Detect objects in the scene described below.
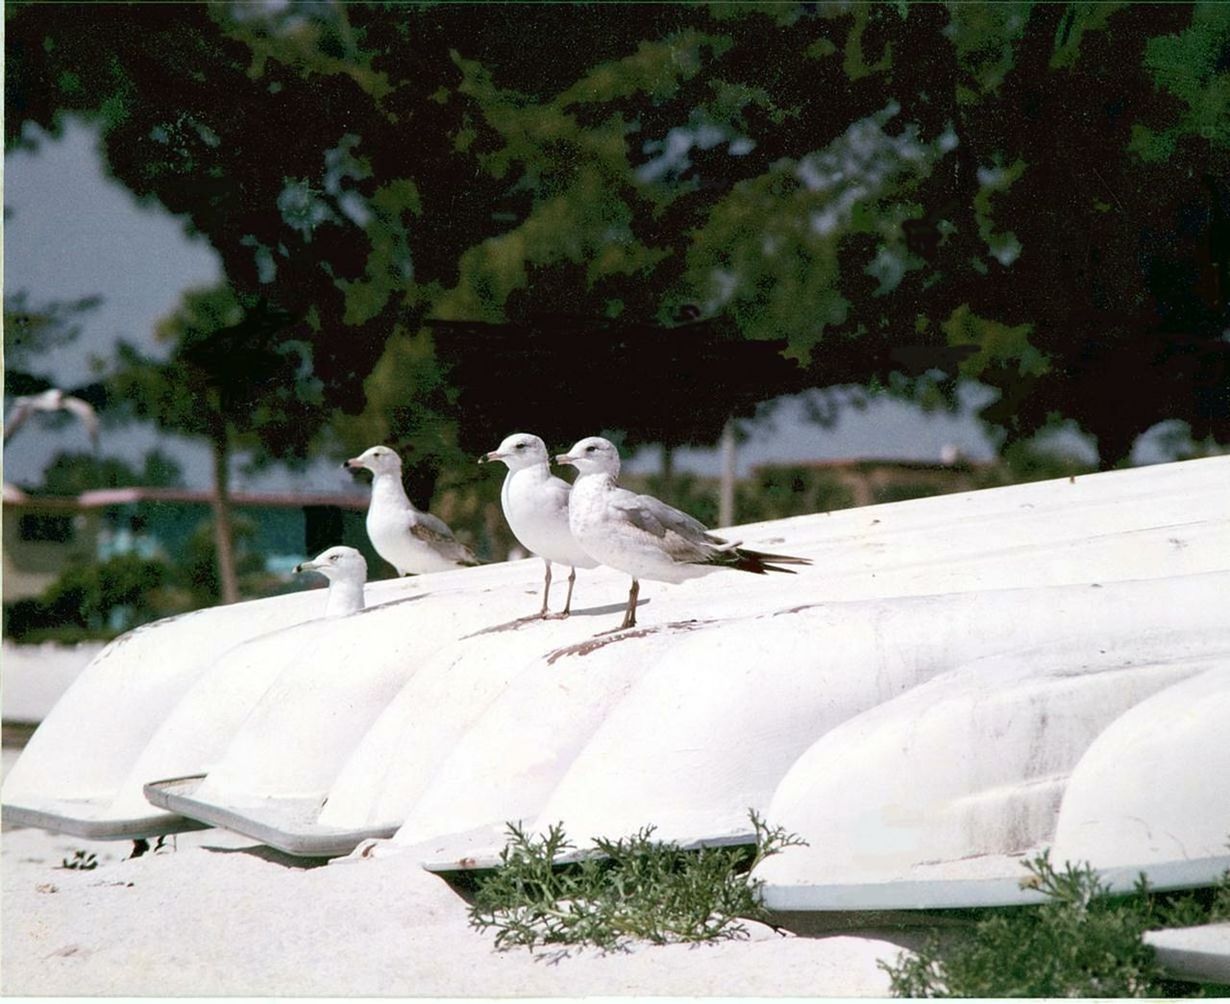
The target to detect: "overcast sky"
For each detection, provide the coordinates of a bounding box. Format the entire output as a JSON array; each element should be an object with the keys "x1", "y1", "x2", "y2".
[{"x1": 4, "y1": 117, "x2": 1094, "y2": 493}]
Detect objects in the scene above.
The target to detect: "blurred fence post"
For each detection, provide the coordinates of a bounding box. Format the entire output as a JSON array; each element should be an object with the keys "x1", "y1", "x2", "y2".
[{"x1": 719, "y1": 419, "x2": 736, "y2": 528}]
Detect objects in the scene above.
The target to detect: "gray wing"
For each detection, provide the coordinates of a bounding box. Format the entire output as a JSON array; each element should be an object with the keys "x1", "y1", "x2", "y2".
[
  {"x1": 609, "y1": 487, "x2": 720, "y2": 562},
  {"x1": 410, "y1": 511, "x2": 480, "y2": 565},
  {"x1": 61, "y1": 396, "x2": 100, "y2": 445},
  {"x1": 3, "y1": 400, "x2": 34, "y2": 441}
]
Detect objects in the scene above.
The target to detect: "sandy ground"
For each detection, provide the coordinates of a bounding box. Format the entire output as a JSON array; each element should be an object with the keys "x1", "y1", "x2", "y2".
[
  {"x1": 0, "y1": 632, "x2": 918, "y2": 998},
  {"x1": 2, "y1": 750, "x2": 916, "y2": 997}
]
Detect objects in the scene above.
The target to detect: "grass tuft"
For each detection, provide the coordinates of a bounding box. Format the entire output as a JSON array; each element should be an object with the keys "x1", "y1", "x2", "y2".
[
  {"x1": 58, "y1": 850, "x2": 99, "y2": 871},
  {"x1": 880, "y1": 848, "x2": 1230, "y2": 998},
  {"x1": 467, "y1": 809, "x2": 805, "y2": 952}
]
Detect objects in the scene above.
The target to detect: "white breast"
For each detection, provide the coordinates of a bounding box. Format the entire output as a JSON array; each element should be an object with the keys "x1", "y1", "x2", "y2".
[{"x1": 503, "y1": 468, "x2": 597, "y2": 569}]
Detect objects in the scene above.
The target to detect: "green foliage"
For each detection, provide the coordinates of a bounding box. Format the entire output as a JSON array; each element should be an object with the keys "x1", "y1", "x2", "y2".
[
  {"x1": 3, "y1": 508, "x2": 274, "y2": 640},
  {"x1": 873, "y1": 482, "x2": 945, "y2": 506},
  {"x1": 1003, "y1": 438, "x2": 1098, "y2": 479},
  {"x1": 880, "y1": 849, "x2": 1230, "y2": 998},
  {"x1": 633, "y1": 470, "x2": 721, "y2": 529},
  {"x1": 36, "y1": 449, "x2": 185, "y2": 495},
  {"x1": 1140, "y1": 5, "x2": 1230, "y2": 157},
  {"x1": 3, "y1": 554, "x2": 169, "y2": 642},
  {"x1": 111, "y1": 285, "x2": 320, "y2": 468},
  {"x1": 58, "y1": 850, "x2": 98, "y2": 871},
  {"x1": 175, "y1": 515, "x2": 270, "y2": 607},
  {"x1": 468, "y1": 810, "x2": 805, "y2": 952},
  {"x1": 3, "y1": 291, "x2": 100, "y2": 374},
  {"x1": 737, "y1": 465, "x2": 856, "y2": 521},
  {"x1": 6, "y1": 2, "x2": 1229, "y2": 474}
]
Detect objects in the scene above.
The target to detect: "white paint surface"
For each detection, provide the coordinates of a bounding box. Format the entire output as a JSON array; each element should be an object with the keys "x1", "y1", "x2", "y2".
[{"x1": 1052, "y1": 666, "x2": 1230, "y2": 869}]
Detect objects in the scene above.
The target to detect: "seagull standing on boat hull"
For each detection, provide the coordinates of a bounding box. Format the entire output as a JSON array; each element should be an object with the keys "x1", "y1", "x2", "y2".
[
  {"x1": 480, "y1": 432, "x2": 599, "y2": 618},
  {"x1": 555, "y1": 436, "x2": 811, "y2": 632},
  {"x1": 344, "y1": 446, "x2": 479, "y2": 576}
]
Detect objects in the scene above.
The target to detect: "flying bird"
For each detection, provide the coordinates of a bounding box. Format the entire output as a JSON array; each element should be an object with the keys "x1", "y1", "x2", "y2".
[
  {"x1": 344, "y1": 445, "x2": 479, "y2": 576},
  {"x1": 294, "y1": 545, "x2": 368, "y2": 617},
  {"x1": 4, "y1": 388, "x2": 100, "y2": 447},
  {"x1": 555, "y1": 436, "x2": 811, "y2": 632},
  {"x1": 480, "y1": 432, "x2": 599, "y2": 618}
]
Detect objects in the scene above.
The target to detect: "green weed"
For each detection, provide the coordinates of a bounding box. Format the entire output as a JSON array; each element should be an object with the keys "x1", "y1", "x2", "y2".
[
  {"x1": 880, "y1": 849, "x2": 1230, "y2": 998},
  {"x1": 468, "y1": 810, "x2": 805, "y2": 952},
  {"x1": 58, "y1": 849, "x2": 99, "y2": 871}
]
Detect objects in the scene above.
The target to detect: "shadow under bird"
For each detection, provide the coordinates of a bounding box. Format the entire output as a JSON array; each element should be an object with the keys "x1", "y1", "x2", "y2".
[
  {"x1": 480, "y1": 432, "x2": 599, "y2": 618},
  {"x1": 555, "y1": 436, "x2": 811, "y2": 632},
  {"x1": 344, "y1": 446, "x2": 479, "y2": 576},
  {"x1": 293, "y1": 545, "x2": 368, "y2": 617},
  {"x1": 4, "y1": 387, "x2": 100, "y2": 447}
]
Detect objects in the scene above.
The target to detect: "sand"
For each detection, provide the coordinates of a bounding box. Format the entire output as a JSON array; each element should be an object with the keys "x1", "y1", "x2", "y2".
[
  {"x1": 1, "y1": 630, "x2": 914, "y2": 1000},
  {"x1": 1, "y1": 829, "x2": 909, "y2": 997},
  {"x1": 2, "y1": 739, "x2": 911, "y2": 997}
]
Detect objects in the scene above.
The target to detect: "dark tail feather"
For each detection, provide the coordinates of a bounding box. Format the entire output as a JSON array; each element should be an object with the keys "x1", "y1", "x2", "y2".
[{"x1": 717, "y1": 547, "x2": 812, "y2": 575}]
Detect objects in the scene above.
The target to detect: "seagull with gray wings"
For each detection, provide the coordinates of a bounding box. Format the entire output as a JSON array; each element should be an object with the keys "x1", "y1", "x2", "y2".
[
  {"x1": 344, "y1": 446, "x2": 479, "y2": 576},
  {"x1": 556, "y1": 436, "x2": 811, "y2": 632},
  {"x1": 480, "y1": 432, "x2": 599, "y2": 618}
]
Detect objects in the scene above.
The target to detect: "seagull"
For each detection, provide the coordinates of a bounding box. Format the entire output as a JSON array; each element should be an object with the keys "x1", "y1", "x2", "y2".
[
  {"x1": 343, "y1": 445, "x2": 479, "y2": 576},
  {"x1": 555, "y1": 436, "x2": 811, "y2": 632},
  {"x1": 4, "y1": 388, "x2": 99, "y2": 446},
  {"x1": 479, "y1": 432, "x2": 599, "y2": 618},
  {"x1": 293, "y1": 545, "x2": 368, "y2": 617}
]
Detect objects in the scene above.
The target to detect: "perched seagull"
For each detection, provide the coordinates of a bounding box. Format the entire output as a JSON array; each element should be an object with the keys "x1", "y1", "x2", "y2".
[
  {"x1": 293, "y1": 545, "x2": 368, "y2": 617},
  {"x1": 344, "y1": 445, "x2": 479, "y2": 576},
  {"x1": 555, "y1": 436, "x2": 811, "y2": 632},
  {"x1": 4, "y1": 388, "x2": 99, "y2": 446},
  {"x1": 479, "y1": 432, "x2": 599, "y2": 618}
]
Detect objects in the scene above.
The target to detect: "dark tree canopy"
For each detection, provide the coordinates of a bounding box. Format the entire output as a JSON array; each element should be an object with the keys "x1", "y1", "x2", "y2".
[{"x1": 6, "y1": 2, "x2": 1229, "y2": 474}]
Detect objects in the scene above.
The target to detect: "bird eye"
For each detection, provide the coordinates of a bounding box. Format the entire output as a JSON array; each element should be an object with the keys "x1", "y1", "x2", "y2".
[
  {"x1": 515, "y1": 443, "x2": 525, "y2": 450},
  {"x1": 330, "y1": 554, "x2": 339, "y2": 562},
  {"x1": 586, "y1": 445, "x2": 596, "y2": 453}
]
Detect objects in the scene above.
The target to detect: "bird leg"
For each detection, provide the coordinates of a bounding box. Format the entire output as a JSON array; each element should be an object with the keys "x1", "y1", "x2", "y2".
[
  {"x1": 539, "y1": 558, "x2": 552, "y2": 618},
  {"x1": 599, "y1": 578, "x2": 639, "y2": 634},
  {"x1": 624, "y1": 578, "x2": 639, "y2": 629},
  {"x1": 542, "y1": 562, "x2": 575, "y2": 620}
]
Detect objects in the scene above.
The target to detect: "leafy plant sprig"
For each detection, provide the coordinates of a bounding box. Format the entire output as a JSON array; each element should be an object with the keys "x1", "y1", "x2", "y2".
[
  {"x1": 468, "y1": 809, "x2": 805, "y2": 952},
  {"x1": 58, "y1": 850, "x2": 99, "y2": 871},
  {"x1": 880, "y1": 847, "x2": 1230, "y2": 998}
]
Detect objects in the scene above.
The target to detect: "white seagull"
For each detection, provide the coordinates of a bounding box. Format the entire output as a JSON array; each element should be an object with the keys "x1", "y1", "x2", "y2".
[
  {"x1": 479, "y1": 432, "x2": 599, "y2": 618},
  {"x1": 4, "y1": 388, "x2": 99, "y2": 447},
  {"x1": 344, "y1": 445, "x2": 479, "y2": 576},
  {"x1": 293, "y1": 545, "x2": 368, "y2": 617},
  {"x1": 555, "y1": 436, "x2": 811, "y2": 632}
]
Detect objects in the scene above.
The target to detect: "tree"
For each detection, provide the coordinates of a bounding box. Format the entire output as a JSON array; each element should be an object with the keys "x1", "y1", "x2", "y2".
[
  {"x1": 3, "y1": 291, "x2": 109, "y2": 408},
  {"x1": 6, "y1": 1, "x2": 1228, "y2": 487},
  {"x1": 3, "y1": 291, "x2": 101, "y2": 375},
  {"x1": 111, "y1": 285, "x2": 320, "y2": 603},
  {"x1": 36, "y1": 448, "x2": 185, "y2": 496}
]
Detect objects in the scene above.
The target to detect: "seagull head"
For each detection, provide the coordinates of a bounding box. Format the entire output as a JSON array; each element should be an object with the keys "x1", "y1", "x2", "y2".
[
  {"x1": 343, "y1": 445, "x2": 402, "y2": 476},
  {"x1": 555, "y1": 436, "x2": 621, "y2": 477},
  {"x1": 294, "y1": 545, "x2": 368, "y2": 584},
  {"x1": 479, "y1": 433, "x2": 549, "y2": 471}
]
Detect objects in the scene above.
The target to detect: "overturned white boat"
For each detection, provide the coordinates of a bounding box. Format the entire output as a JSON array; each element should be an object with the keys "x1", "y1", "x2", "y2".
[{"x1": 5, "y1": 456, "x2": 1226, "y2": 914}]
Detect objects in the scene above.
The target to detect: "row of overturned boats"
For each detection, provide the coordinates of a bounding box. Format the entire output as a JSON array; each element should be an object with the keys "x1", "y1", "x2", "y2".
[{"x1": 4, "y1": 455, "x2": 1228, "y2": 915}]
